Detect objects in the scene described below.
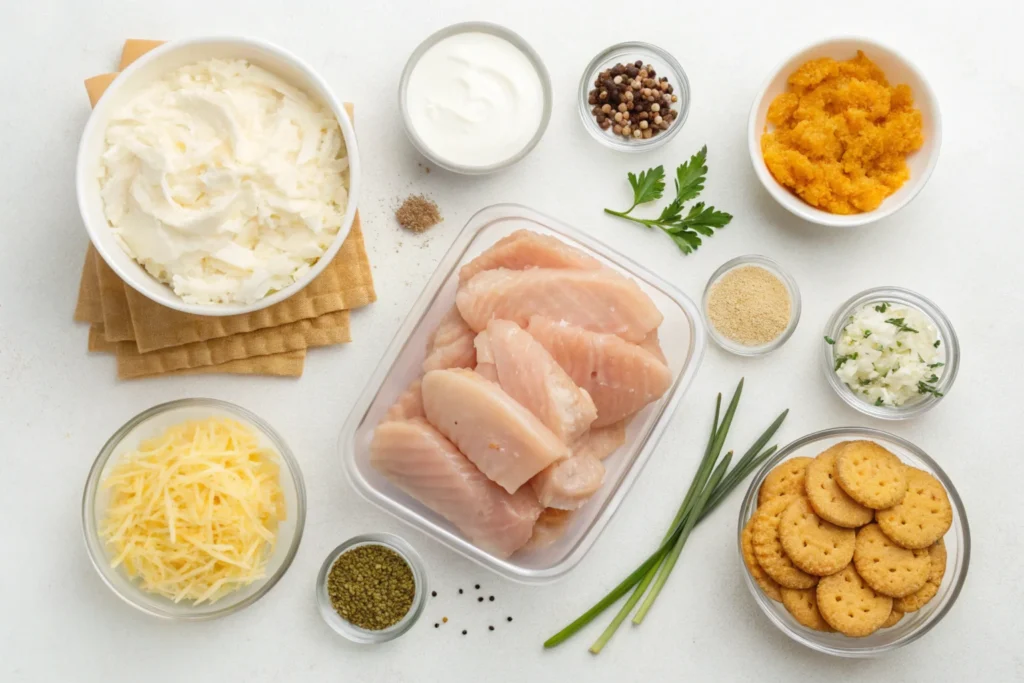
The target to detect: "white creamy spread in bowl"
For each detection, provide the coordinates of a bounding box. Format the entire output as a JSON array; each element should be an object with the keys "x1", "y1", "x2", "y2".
[{"x1": 97, "y1": 58, "x2": 349, "y2": 306}]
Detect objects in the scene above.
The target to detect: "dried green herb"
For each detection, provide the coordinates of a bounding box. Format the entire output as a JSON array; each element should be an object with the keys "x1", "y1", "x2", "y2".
[{"x1": 327, "y1": 544, "x2": 415, "y2": 630}]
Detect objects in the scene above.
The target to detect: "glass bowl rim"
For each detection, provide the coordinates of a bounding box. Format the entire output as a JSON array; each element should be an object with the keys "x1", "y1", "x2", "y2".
[
  {"x1": 397, "y1": 21, "x2": 553, "y2": 175},
  {"x1": 736, "y1": 425, "x2": 971, "y2": 656},
  {"x1": 821, "y1": 286, "x2": 960, "y2": 420},
  {"x1": 315, "y1": 532, "x2": 428, "y2": 643},
  {"x1": 81, "y1": 397, "x2": 307, "y2": 620},
  {"x1": 701, "y1": 254, "x2": 802, "y2": 357},
  {"x1": 576, "y1": 40, "x2": 691, "y2": 152}
]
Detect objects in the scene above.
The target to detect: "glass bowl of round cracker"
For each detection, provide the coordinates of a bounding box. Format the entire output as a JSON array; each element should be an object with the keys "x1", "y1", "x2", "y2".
[{"x1": 736, "y1": 427, "x2": 969, "y2": 657}]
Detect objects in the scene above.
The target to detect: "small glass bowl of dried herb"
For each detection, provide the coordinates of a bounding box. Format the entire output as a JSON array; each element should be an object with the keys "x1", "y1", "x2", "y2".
[
  {"x1": 316, "y1": 533, "x2": 427, "y2": 643},
  {"x1": 702, "y1": 255, "x2": 801, "y2": 357},
  {"x1": 578, "y1": 42, "x2": 690, "y2": 152}
]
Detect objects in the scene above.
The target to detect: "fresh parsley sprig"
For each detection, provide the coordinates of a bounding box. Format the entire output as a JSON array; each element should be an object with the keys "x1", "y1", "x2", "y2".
[{"x1": 604, "y1": 146, "x2": 733, "y2": 254}]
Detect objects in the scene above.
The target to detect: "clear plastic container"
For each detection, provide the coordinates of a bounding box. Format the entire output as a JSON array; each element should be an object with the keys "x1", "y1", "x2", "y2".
[
  {"x1": 738, "y1": 427, "x2": 970, "y2": 657},
  {"x1": 340, "y1": 203, "x2": 706, "y2": 583}
]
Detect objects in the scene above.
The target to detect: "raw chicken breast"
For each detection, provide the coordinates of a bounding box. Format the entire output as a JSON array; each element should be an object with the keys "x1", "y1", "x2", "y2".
[
  {"x1": 423, "y1": 306, "x2": 476, "y2": 373},
  {"x1": 473, "y1": 331, "x2": 499, "y2": 382},
  {"x1": 521, "y1": 508, "x2": 575, "y2": 552},
  {"x1": 572, "y1": 420, "x2": 628, "y2": 461},
  {"x1": 530, "y1": 452, "x2": 605, "y2": 510},
  {"x1": 486, "y1": 319, "x2": 597, "y2": 443},
  {"x1": 638, "y1": 329, "x2": 668, "y2": 366},
  {"x1": 383, "y1": 379, "x2": 425, "y2": 423},
  {"x1": 421, "y1": 369, "x2": 569, "y2": 494},
  {"x1": 456, "y1": 268, "x2": 663, "y2": 343},
  {"x1": 527, "y1": 316, "x2": 672, "y2": 427},
  {"x1": 371, "y1": 418, "x2": 541, "y2": 558},
  {"x1": 458, "y1": 229, "x2": 603, "y2": 283}
]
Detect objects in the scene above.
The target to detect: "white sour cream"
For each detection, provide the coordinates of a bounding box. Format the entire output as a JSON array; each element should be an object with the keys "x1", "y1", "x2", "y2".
[
  {"x1": 99, "y1": 59, "x2": 349, "y2": 306},
  {"x1": 405, "y1": 32, "x2": 545, "y2": 169}
]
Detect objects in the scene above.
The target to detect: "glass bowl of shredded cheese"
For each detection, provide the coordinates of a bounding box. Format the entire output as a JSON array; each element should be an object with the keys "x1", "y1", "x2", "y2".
[
  {"x1": 822, "y1": 287, "x2": 960, "y2": 420},
  {"x1": 82, "y1": 399, "x2": 306, "y2": 619}
]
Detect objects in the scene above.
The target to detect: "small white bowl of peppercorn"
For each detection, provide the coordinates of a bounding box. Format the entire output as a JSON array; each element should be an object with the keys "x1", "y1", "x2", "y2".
[{"x1": 578, "y1": 42, "x2": 690, "y2": 151}]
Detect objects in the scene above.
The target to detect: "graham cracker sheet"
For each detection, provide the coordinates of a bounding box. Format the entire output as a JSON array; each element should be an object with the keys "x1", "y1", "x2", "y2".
[
  {"x1": 114, "y1": 311, "x2": 348, "y2": 379},
  {"x1": 95, "y1": 258, "x2": 136, "y2": 342},
  {"x1": 73, "y1": 246, "x2": 103, "y2": 324}
]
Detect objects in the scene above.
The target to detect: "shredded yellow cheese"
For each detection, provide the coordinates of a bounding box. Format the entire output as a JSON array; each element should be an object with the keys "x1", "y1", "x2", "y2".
[{"x1": 100, "y1": 417, "x2": 286, "y2": 604}]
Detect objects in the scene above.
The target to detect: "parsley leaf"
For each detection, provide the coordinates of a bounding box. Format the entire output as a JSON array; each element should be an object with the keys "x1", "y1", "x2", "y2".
[
  {"x1": 824, "y1": 336, "x2": 835, "y2": 345},
  {"x1": 673, "y1": 146, "x2": 707, "y2": 205},
  {"x1": 917, "y1": 381, "x2": 944, "y2": 397},
  {"x1": 625, "y1": 166, "x2": 665, "y2": 211},
  {"x1": 874, "y1": 397, "x2": 885, "y2": 406},
  {"x1": 834, "y1": 352, "x2": 858, "y2": 371},
  {"x1": 885, "y1": 318, "x2": 919, "y2": 334},
  {"x1": 928, "y1": 362, "x2": 945, "y2": 369},
  {"x1": 603, "y1": 146, "x2": 732, "y2": 255},
  {"x1": 934, "y1": 339, "x2": 941, "y2": 348},
  {"x1": 874, "y1": 302, "x2": 890, "y2": 313}
]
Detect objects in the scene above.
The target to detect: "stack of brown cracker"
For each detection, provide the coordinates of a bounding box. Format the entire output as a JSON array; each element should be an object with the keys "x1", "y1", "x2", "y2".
[{"x1": 73, "y1": 40, "x2": 375, "y2": 380}]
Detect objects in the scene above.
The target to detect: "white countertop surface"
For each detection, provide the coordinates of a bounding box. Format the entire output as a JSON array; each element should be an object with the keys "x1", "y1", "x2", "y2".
[{"x1": 2, "y1": 0, "x2": 1022, "y2": 680}]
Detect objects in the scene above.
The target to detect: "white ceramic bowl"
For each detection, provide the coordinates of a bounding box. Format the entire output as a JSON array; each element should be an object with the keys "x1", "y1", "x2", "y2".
[
  {"x1": 748, "y1": 37, "x2": 940, "y2": 228},
  {"x1": 76, "y1": 36, "x2": 361, "y2": 316}
]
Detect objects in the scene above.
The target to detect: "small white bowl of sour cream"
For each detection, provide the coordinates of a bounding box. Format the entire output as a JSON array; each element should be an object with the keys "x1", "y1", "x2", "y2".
[
  {"x1": 399, "y1": 22, "x2": 553, "y2": 174},
  {"x1": 76, "y1": 36, "x2": 360, "y2": 316}
]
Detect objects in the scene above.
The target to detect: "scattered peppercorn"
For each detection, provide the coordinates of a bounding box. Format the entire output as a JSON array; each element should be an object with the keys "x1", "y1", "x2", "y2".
[
  {"x1": 325, "y1": 544, "x2": 415, "y2": 631},
  {"x1": 477, "y1": 597, "x2": 484, "y2": 603},
  {"x1": 488, "y1": 626, "x2": 495, "y2": 631},
  {"x1": 489, "y1": 596, "x2": 494, "y2": 602},
  {"x1": 587, "y1": 61, "x2": 678, "y2": 141},
  {"x1": 507, "y1": 617, "x2": 513, "y2": 622},
  {"x1": 431, "y1": 591, "x2": 437, "y2": 597},
  {"x1": 458, "y1": 588, "x2": 463, "y2": 594},
  {"x1": 462, "y1": 630, "x2": 468, "y2": 635},
  {"x1": 475, "y1": 584, "x2": 481, "y2": 590},
  {"x1": 434, "y1": 623, "x2": 439, "y2": 628},
  {"x1": 442, "y1": 617, "x2": 448, "y2": 623}
]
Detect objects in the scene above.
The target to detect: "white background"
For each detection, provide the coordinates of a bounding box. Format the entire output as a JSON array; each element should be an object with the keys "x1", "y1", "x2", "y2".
[{"x1": 2, "y1": 0, "x2": 1022, "y2": 681}]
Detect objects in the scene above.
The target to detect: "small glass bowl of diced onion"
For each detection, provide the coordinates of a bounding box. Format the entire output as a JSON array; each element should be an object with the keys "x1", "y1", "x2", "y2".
[{"x1": 822, "y1": 287, "x2": 960, "y2": 420}]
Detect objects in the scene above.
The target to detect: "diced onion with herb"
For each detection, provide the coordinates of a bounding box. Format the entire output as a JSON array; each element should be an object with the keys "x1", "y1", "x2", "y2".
[{"x1": 827, "y1": 301, "x2": 944, "y2": 407}]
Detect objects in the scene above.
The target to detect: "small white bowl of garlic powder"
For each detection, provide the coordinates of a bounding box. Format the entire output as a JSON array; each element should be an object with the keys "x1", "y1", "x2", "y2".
[
  {"x1": 822, "y1": 286, "x2": 960, "y2": 419},
  {"x1": 76, "y1": 37, "x2": 360, "y2": 315}
]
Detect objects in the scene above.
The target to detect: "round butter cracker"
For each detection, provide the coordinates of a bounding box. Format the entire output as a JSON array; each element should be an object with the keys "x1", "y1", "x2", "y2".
[
  {"x1": 805, "y1": 444, "x2": 874, "y2": 528},
  {"x1": 894, "y1": 539, "x2": 947, "y2": 612},
  {"x1": 752, "y1": 495, "x2": 818, "y2": 590},
  {"x1": 876, "y1": 468, "x2": 952, "y2": 549},
  {"x1": 758, "y1": 456, "x2": 813, "y2": 507},
  {"x1": 779, "y1": 497, "x2": 856, "y2": 576},
  {"x1": 781, "y1": 587, "x2": 833, "y2": 632},
  {"x1": 853, "y1": 523, "x2": 930, "y2": 598},
  {"x1": 742, "y1": 515, "x2": 783, "y2": 601},
  {"x1": 816, "y1": 565, "x2": 893, "y2": 637},
  {"x1": 881, "y1": 608, "x2": 905, "y2": 628},
  {"x1": 835, "y1": 440, "x2": 908, "y2": 509}
]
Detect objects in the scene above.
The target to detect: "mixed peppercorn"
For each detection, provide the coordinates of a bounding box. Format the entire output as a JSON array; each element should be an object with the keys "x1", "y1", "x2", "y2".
[{"x1": 588, "y1": 60, "x2": 679, "y2": 140}]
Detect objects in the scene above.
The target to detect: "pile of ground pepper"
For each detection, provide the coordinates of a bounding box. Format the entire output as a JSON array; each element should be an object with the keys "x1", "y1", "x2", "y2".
[
  {"x1": 707, "y1": 265, "x2": 792, "y2": 346},
  {"x1": 396, "y1": 195, "x2": 442, "y2": 233},
  {"x1": 326, "y1": 544, "x2": 415, "y2": 631}
]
